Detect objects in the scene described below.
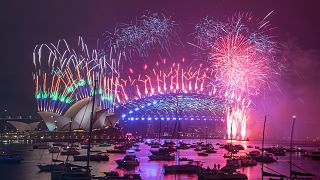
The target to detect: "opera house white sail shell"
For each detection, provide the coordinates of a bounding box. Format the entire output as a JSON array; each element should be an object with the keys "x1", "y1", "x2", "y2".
[{"x1": 38, "y1": 97, "x2": 119, "y2": 131}]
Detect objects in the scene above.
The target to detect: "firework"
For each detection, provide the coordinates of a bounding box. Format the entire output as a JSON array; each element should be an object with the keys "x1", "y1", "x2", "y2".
[
  {"x1": 119, "y1": 60, "x2": 211, "y2": 101},
  {"x1": 104, "y1": 12, "x2": 178, "y2": 58},
  {"x1": 32, "y1": 37, "x2": 120, "y2": 114},
  {"x1": 194, "y1": 12, "x2": 281, "y2": 139}
]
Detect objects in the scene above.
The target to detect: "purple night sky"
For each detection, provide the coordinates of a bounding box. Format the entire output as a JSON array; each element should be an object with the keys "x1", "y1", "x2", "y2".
[{"x1": 0, "y1": 0, "x2": 319, "y2": 140}]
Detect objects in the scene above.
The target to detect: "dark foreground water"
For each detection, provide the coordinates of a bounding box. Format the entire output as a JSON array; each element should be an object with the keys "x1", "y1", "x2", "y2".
[{"x1": 1, "y1": 139, "x2": 320, "y2": 180}]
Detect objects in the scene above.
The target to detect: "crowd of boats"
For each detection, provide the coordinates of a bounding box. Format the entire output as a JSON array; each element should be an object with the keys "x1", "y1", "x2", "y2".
[
  {"x1": 0, "y1": 139, "x2": 319, "y2": 179},
  {"x1": 1, "y1": 138, "x2": 317, "y2": 179}
]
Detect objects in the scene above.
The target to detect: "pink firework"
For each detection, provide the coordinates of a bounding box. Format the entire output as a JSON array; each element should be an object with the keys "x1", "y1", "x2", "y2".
[
  {"x1": 116, "y1": 60, "x2": 210, "y2": 102},
  {"x1": 197, "y1": 12, "x2": 280, "y2": 139}
]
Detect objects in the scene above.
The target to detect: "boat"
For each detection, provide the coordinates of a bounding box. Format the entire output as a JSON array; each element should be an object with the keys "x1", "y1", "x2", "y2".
[
  {"x1": 99, "y1": 173, "x2": 142, "y2": 180},
  {"x1": 132, "y1": 143, "x2": 139, "y2": 147},
  {"x1": 221, "y1": 159, "x2": 241, "y2": 171},
  {"x1": 0, "y1": 152, "x2": 23, "y2": 163},
  {"x1": 205, "y1": 147, "x2": 217, "y2": 153},
  {"x1": 201, "y1": 143, "x2": 212, "y2": 151},
  {"x1": 247, "y1": 145, "x2": 253, "y2": 148},
  {"x1": 179, "y1": 157, "x2": 193, "y2": 162},
  {"x1": 62, "y1": 146, "x2": 79, "y2": 151},
  {"x1": 240, "y1": 157, "x2": 257, "y2": 167},
  {"x1": 107, "y1": 149, "x2": 126, "y2": 154},
  {"x1": 81, "y1": 145, "x2": 89, "y2": 149},
  {"x1": 164, "y1": 161, "x2": 203, "y2": 174},
  {"x1": 264, "y1": 146, "x2": 286, "y2": 156},
  {"x1": 177, "y1": 144, "x2": 189, "y2": 150},
  {"x1": 38, "y1": 162, "x2": 67, "y2": 172},
  {"x1": 70, "y1": 144, "x2": 79, "y2": 148},
  {"x1": 150, "y1": 147, "x2": 175, "y2": 155},
  {"x1": 103, "y1": 171, "x2": 119, "y2": 177},
  {"x1": 247, "y1": 150, "x2": 260, "y2": 157},
  {"x1": 150, "y1": 144, "x2": 160, "y2": 148},
  {"x1": 73, "y1": 153, "x2": 109, "y2": 161},
  {"x1": 194, "y1": 146, "x2": 202, "y2": 151},
  {"x1": 224, "y1": 144, "x2": 244, "y2": 152},
  {"x1": 302, "y1": 151, "x2": 320, "y2": 159},
  {"x1": 33, "y1": 143, "x2": 51, "y2": 149},
  {"x1": 52, "y1": 142, "x2": 65, "y2": 147},
  {"x1": 198, "y1": 152, "x2": 209, "y2": 156},
  {"x1": 148, "y1": 153, "x2": 175, "y2": 161},
  {"x1": 198, "y1": 168, "x2": 248, "y2": 180},
  {"x1": 49, "y1": 146, "x2": 60, "y2": 153},
  {"x1": 133, "y1": 148, "x2": 140, "y2": 152},
  {"x1": 116, "y1": 154, "x2": 139, "y2": 167},
  {"x1": 254, "y1": 154, "x2": 277, "y2": 163},
  {"x1": 99, "y1": 142, "x2": 111, "y2": 147},
  {"x1": 161, "y1": 141, "x2": 175, "y2": 147},
  {"x1": 223, "y1": 153, "x2": 232, "y2": 158},
  {"x1": 60, "y1": 149, "x2": 80, "y2": 156},
  {"x1": 51, "y1": 166, "x2": 91, "y2": 180},
  {"x1": 189, "y1": 144, "x2": 197, "y2": 148}
]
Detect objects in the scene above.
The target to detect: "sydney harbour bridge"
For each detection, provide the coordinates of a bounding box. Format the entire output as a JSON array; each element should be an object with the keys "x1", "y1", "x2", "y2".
[{"x1": 34, "y1": 60, "x2": 228, "y2": 139}]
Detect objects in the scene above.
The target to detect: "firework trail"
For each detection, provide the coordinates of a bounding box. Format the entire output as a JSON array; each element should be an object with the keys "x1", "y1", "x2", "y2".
[
  {"x1": 194, "y1": 12, "x2": 282, "y2": 139},
  {"x1": 32, "y1": 37, "x2": 120, "y2": 114},
  {"x1": 118, "y1": 59, "x2": 210, "y2": 102},
  {"x1": 104, "y1": 12, "x2": 178, "y2": 59}
]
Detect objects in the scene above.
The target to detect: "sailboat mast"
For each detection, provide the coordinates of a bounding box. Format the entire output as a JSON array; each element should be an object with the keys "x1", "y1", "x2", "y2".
[
  {"x1": 205, "y1": 126, "x2": 208, "y2": 144},
  {"x1": 87, "y1": 79, "x2": 98, "y2": 171},
  {"x1": 159, "y1": 117, "x2": 162, "y2": 143},
  {"x1": 290, "y1": 116, "x2": 296, "y2": 179},
  {"x1": 176, "y1": 94, "x2": 181, "y2": 164},
  {"x1": 261, "y1": 115, "x2": 267, "y2": 180}
]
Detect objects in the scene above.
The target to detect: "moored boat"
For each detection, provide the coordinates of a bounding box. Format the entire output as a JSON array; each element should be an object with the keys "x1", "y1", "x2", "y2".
[
  {"x1": 179, "y1": 157, "x2": 193, "y2": 162},
  {"x1": 164, "y1": 161, "x2": 202, "y2": 174},
  {"x1": 253, "y1": 153, "x2": 277, "y2": 163},
  {"x1": 0, "y1": 152, "x2": 23, "y2": 163},
  {"x1": 38, "y1": 162, "x2": 66, "y2": 172},
  {"x1": 107, "y1": 149, "x2": 126, "y2": 154},
  {"x1": 148, "y1": 154, "x2": 175, "y2": 161},
  {"x1": 198, "y1": 152, "x2": 209, "y2": 156},
  {"x1": 116, "y1": 154, "x2": 139, "y2": 167},
  {"x1": 33, "y1": 143, "x2": 51, "y2": 149},
  {"x1": 49, "y1": 146, "x2": 60, "y2": 153},
  {"x1": 198, "y1": 168, "x2": 248, "y2": 180},
  {"x1": 73, "y1": 153, "x2": 109, "y2": 161},
  {"x1": 60, "y1": 149, "x2": 80, "y2": 156}
]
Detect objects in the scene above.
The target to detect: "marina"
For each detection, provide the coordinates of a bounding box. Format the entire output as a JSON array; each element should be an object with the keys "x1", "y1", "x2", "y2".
[{"x1": 0, "y1": 139, "x2": 319, "y2": 179}]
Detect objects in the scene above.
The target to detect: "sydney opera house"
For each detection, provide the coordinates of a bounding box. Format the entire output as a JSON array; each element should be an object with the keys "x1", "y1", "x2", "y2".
[{"x1": 37, "y1": 97, "x2": 119, "y2": 132}]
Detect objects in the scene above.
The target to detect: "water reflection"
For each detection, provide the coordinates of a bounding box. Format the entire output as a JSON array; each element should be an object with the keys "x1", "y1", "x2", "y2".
[{"x1": 0, "y1": 139, "x2": 319, "y2": 180}]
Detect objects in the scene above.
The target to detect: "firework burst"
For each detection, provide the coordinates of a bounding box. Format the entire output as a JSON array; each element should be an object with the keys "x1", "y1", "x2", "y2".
[
  {"x1": 194, "y1": 12, "x2": 281, "y2": 139},
  {"x1": 104, "y1": 12, "x2": 178, "y2": 58}
]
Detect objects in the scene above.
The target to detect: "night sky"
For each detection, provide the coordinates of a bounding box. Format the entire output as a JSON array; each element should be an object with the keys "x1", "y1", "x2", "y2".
[{"x1": 0, "y1": 0, "x2": 319, "y2": 139}]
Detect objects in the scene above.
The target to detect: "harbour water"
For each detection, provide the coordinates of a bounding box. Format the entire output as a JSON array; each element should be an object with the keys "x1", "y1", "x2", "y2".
[{"x1": 1, "y1": 139, "x2": 319, "y2": 180}]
